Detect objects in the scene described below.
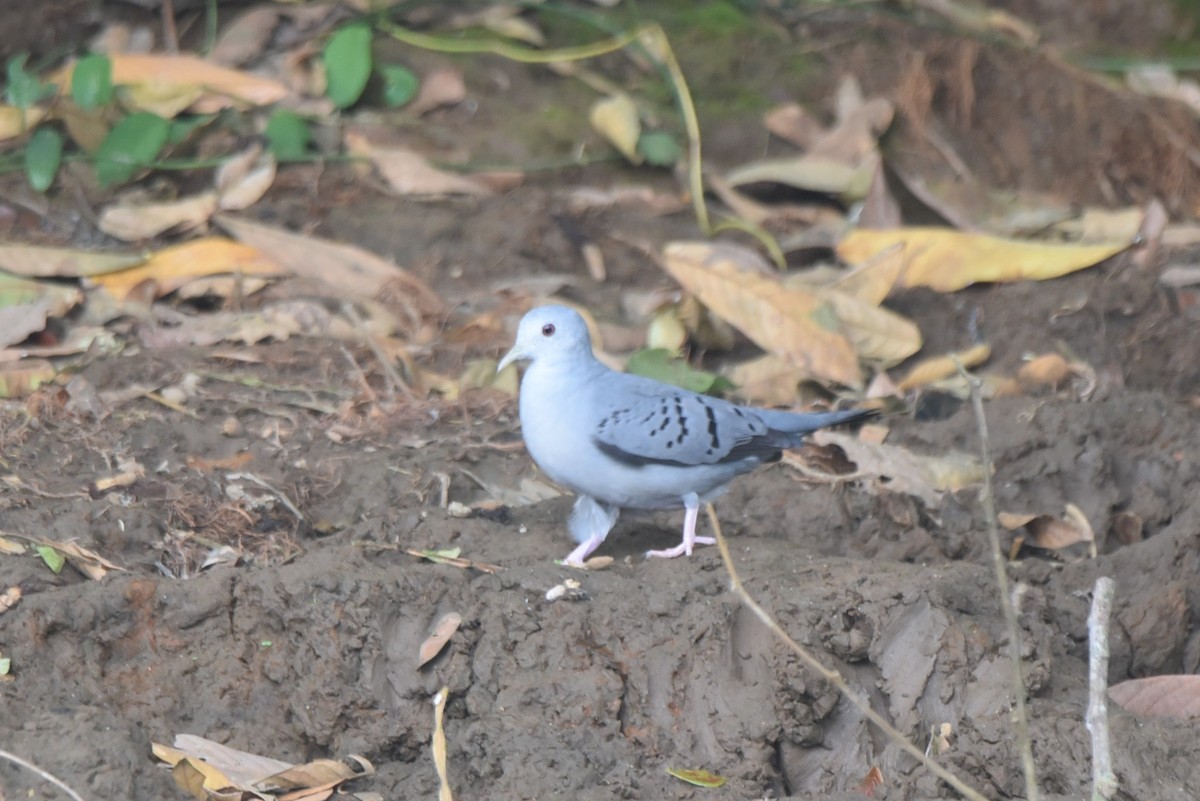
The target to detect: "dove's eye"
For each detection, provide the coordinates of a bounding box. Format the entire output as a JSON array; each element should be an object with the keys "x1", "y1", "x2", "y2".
[{"x1": 541, "y1": 324, "x2": 556, "y2": 337}]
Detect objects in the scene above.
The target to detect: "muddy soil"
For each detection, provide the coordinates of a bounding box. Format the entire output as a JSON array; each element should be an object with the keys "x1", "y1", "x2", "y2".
[{"x1": 5, "y1": 3, "x2": 1200, "y2": 801}]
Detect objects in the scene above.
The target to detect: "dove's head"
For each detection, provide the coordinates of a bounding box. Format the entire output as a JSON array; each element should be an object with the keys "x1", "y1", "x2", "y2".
[{"x1": 498, "y1": 305, "x2": 593, "y2": 372}]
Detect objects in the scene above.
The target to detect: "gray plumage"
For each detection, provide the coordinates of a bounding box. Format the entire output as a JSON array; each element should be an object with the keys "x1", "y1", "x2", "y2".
[{"x1": 498, "y1": 305, "x2": 871, "y2": 564}]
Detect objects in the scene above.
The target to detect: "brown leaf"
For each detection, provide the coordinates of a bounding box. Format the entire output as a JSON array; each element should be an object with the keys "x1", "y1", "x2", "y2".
[
  {"x1": 662, "y1": 241, "x2": 862, "y2": 388},
  {"x1": 1110, "y1": 675, "x2": 1200, "y2": 719},
  {"x1": 216, "y1": 147, "x2": 277, "y2": 211},
  {"x1": 410, "y1": 67, "x2": 467, "y2": 116},
  {"x1": 216, "y1": 215, "x2": 445, "y2": 310},
  {"x1": 1016, "y1": 353, "x2": 1075, "y2": 392},
  {"x1": 257, "y1": 756, "x2": 374, "y2": 792},
  {"x1": 97, "y1": 191, "x2": 220, "y2": 241},
  {"x1": 810, "y1": 431, "x2": 985, "y2": 507},
  {"x1": 856, "y1": 765, "x2": 884, "y2": 797},
  {"x1": 165, "y1": 734, "x2": 293, "y2": 787},
  {"x1": 1001, "y1": 503, "x2": 1095, "y2": 555},
  {"x1": 345, "y1": 133, "x2": 490, "y2": 196},
  {"x1": 431, "y1": 688, "x2": 452, "y2": 801},
  {"x1": 418, "y1": 612, "x2": 462, "y2": 668},
  {"x1": 0, "y1": 359, "x2": 57, "y2": 398},
  {"x1": 762, "y1": 101, "x2": 825, "y2": 149}
]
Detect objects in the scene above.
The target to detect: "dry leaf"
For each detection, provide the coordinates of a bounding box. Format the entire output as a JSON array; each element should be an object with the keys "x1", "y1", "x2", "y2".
[
  {"x1": 418, "y1": 612, "x2": 463, "y2": 668},
  {"x1": 431, "y1": 688, "x2": 452, "y2": 801},
  {"x1": 93, "y1": 238, "x2": 281, "y2": 300},
  {"x1": 856, "y1": 766, "x2": 885, "y2": 797},
  {"x1": 0, "y1": 245, "x2": 143, "y2": 278},
  {"x1": 817, "y1": 288, "x2": 922, "y2": 365},
  {"x1": 216, "y1": 147, "x2": 277, "y2": 211},
  {"x1": 97, "y1": 191, "x2": 220, "y2": 241},
  {"x1": 257, "y1": 756, "x2": 373, "y2": 792},
  {"x1": 837, "y1": 227, "x2": 1130, "y2": 293},
  {"x1": 1016, "y1": 353, "x2": 1074, "y2": 392},
  {"x1": 589, "y1": 94, "x2": 641, "y2": 164},
  {"x1": 410, "y1": 67, "x2": 467, "y2": 116},
  {"x1": 217, "y1": 215, "x2": 444, "y2": 310},
  {"x1": 725, "y1": 353, "x2": 807, "y2": 406},
  {"x1": 0, "y1": 105, "x2": 48, "y2": 141},
  {"x1": 809, "y1": 431, "x2": 985, "y2": 507},
  {"x1": 344, "y1": 132, "x2": 489, "y2": 196},
  {"x1": 662, "y1": 241, "x2": 862, "y2": 388},
  {"x1": 1110, "y1": 675, "x2": 1200, "y2": 719},
  {"x1": 1001, "y1": 503, "x2": 1095, "y2": 557},
  {"x1": 0, "y1": 359, "x2": 58, "y2": 398},
  {"x1": 725, "y1": 154, "x2": 871, "y2": 199},
  {"x1": 896, "y1": 344, "x2": 992, "y2": 392},
  {"x1": 762, "y1": 101, "x2": 824, "y2": 149},
  {"x1": 666, "y1": 768, "x2": 726, "y2": 788},
  {"x1": 53, "y1": 54, "x2": 289, "y2": 115}
]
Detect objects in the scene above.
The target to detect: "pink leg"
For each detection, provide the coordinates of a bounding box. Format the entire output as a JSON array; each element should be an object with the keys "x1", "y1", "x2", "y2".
[
  {"x1": 563, "y1": 534, "x2": 606, "y2": 567},
  {"x1": 646, "y1": 494, "x2": 715, "y2": 559}
]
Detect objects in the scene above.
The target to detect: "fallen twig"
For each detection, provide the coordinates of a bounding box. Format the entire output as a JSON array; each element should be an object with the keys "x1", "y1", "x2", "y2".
[
  {"x1": 1086, "y1": 576, "x2": 1118, "y2": 800},
  {"x1": 0, "y1": 748, "x2": 89, "y2": 801},
  {"x1": 707, "y1": 504, "x2": 990, "y2": 801},
  {"x1": 957, "y1": 359, "x2": 1039, "y2": 801}
]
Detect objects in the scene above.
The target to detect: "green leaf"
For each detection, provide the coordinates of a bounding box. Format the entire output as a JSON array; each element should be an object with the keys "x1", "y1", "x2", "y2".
[
  {"x1": 94, "y1": 111, "x2": 170, "y2": 187},
  {"x1": 0, "y1": 657, "x2": 10, "y2": 675},
  {"x1": 626, "y1": 348, "x2": 734, "y2": 395},
  {"x1": 36, "y1": 545, "x2": 65, "y2": 574},
  {"x1": 324, "y1": 23, "x2": 373, "y2": 109},
  {"x1": 264, "y1": 110, "x2": 310, "y2": 160},
  {"x1": 380, "y1": 64, "x2": 419, "y2": 108},
  {"x1": 418, "y1": 547, "x2": 462, "y2": 565},
  {"x1": 71, "y1": 54, "x2": 113, "y2": 110},
  {"x1": 637, "y1": 131, "x2": 682, "y2": 167},
  {"x1": 5, "y1": 54, "x2": 51, "y2": 109},
  {"x1": 168, "y1": 114, "x2": 214, "y2": 145},
  {"x1": 24, "y1": 127, "x2": 63, "y2": 192}
]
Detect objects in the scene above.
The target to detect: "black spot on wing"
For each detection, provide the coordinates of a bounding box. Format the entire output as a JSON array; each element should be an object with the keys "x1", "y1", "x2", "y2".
[
  {"x1": 593, "y1": 438, "x2": 691, "y2": 468},
  {"x1": 704, "y1": 404, "x2": 720, "y2": 449}
]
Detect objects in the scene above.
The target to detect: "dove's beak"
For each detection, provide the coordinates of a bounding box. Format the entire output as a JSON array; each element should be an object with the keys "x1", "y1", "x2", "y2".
[{"x1": 497, "y1": 345, "x2": 524, "y2": 374}]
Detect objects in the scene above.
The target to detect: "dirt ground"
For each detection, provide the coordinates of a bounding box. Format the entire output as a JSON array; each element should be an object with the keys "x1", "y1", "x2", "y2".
[{"x1": 4, "y1": 3, "x2": 1200, "y2": 800}]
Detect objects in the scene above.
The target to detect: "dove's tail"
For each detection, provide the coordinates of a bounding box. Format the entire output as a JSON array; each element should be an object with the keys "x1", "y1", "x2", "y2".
[{"x1": 754, "y1": 407, "x2": 877, "y2": 441}]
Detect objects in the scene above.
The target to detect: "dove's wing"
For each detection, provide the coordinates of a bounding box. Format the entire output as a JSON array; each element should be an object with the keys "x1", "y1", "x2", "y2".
[{"x1": 590, "y1": 375, "x2": 782, "y2": 467}]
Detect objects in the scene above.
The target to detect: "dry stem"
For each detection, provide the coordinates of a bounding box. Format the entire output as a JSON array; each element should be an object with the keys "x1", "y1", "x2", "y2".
[
  {"x1": 957, "y1": 360, "x2": 1039, "y2": 801},
  {"x1": 707, "y1": 504, "x2": 989, "y2": 801},
  {"x1": 1086, "y1": 576, "x2": 1118, "y2": 800}
]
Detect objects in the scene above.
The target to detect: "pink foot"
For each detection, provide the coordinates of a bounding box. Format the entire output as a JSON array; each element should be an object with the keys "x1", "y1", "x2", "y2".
[{"x1": 646, "y1": 496, "x2": 713, "y2": 559}]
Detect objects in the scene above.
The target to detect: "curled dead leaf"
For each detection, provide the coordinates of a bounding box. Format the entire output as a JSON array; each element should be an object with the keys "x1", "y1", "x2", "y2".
[
  {"x1": 418, "y1": 612, "x2": 463, "y2": 668},
  {"x1": 896, "y1": 344, "x2": 992, "y2": 392}
]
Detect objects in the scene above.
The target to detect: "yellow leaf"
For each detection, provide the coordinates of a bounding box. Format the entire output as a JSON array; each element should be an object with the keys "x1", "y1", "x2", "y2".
[
  {"x1": 896, "y1": 344, "x2": 992, "y2": 392},
  {"x1": 171, "y1": 756, "x2": 239, "y2": 801},
  {"x1": 93, "y1": 238, "x2": 281, "y2": 300},
  {"x1": 53, "y1": 54, "x2": 288, "y2": 113},
  {"x1": 662, "y1": 241, "x2": 861, "y2": 388},
  {"x1": 818, "y1": 288, "x2": 921, "y2": 365},
  {"x1": 837, "y1": 227, "x2": 1129, "y2": 293},
  {"x1": 666, "y1": 767, "x2": 726, "y2": 788},
  {"x1": 431, "y1": 688, "x2": 452, "y2": 801},
  {"x1": 0, "y1": 105, "x2": 47, "y2": 141},
  {"x1": 589, "y1": 94, "x2": 641, "y2": 164}
]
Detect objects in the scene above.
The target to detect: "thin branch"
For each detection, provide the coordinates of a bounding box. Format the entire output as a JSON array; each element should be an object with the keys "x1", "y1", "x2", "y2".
[
  {"x1": 1086, "y1": 576, "x2": 1118, "y2": 800},
  {"x1": 0, "y1": 749, "x2": 88, "y2": 801},
  {"x1": 956, "y1": 359, "x2": 1039, "y2": 801},
  {"x1": 706, "y1": 504, "x2": 990, "y2": 801}
]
